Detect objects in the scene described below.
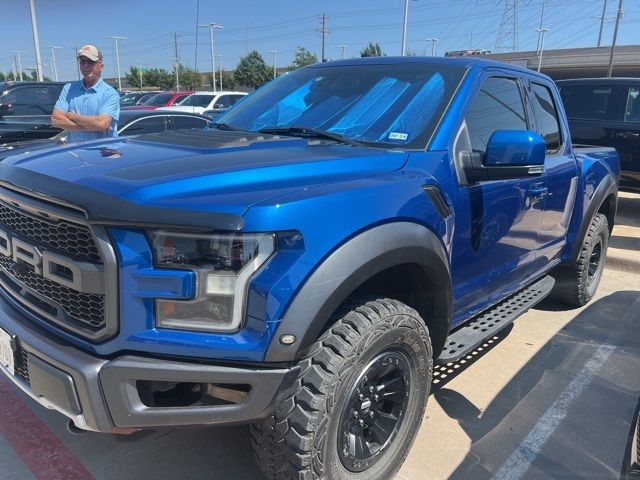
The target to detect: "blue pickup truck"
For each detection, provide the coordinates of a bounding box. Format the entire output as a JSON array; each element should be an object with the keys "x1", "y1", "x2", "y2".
[{"x1": 0, "y1": 57, "x2": 619, "y2": 480}]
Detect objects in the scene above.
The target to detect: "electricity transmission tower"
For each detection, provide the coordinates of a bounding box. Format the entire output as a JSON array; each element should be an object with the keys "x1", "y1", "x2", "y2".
[{"x1": 495, "y1": 0, "x2": 531, "y2": 53}]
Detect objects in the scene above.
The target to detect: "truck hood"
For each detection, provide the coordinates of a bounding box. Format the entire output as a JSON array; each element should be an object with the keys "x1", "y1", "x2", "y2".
[{"x1": 0, "y1": 129, "x2": 408, "y2": 230}]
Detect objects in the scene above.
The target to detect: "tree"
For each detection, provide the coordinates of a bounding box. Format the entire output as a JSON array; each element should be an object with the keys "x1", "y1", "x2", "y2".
[
  {"x1": 143, "y1": 68, "x2": 174, "y2": 90},
  {"x1": 291, "y1": 47, "x2": 318, "y2": 69},
  {"x1": 125, "y1": 67, "x2": 144, "y2": 89},
  {"x1": 360, "y1": 42, "x2": 385, "y2": 57},
  {"x1": 405, "y1": 48, "x2": 427, "y2": 57},
  {"x1": 234, "y1": 51, "x2": 271, "y2": 89},
  {"x1": 219, "y1": 70, "x2": 235, "y2": 90},
  {"x1": 28, "y1": 71, "x2": 51, "y2": 81},
  {"x1": 178, "y1": 65, "x2": 201, "y2": 90}
]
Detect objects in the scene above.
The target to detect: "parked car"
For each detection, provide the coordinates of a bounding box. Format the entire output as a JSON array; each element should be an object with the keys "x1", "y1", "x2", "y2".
[
  {"x1": 158, "y1": 90, "x2": 246, "y2": 115},
  {"x1": 120, "y1": 91, "x2": 161, "y2": 107},
  {"x1": 0, "y1": 81, "x2": 65, "y2": 143},
  {"x1": 557, "y1": 78, "x2": 640, "y2": 192},
  {"x1": 122, "y1": 91, "x2": 193, "y2": 111},
  {"x1": 0, "y1": 57, "x2": 619, "y2": 480},
  {"x1": 0, "y1": 110, "x2": 211, "y2": 161}
]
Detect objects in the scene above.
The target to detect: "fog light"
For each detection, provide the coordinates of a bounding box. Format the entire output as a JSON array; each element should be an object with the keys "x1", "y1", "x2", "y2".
[{"x1": 280, "y1": 334, "x2": 296, "y2": 345}]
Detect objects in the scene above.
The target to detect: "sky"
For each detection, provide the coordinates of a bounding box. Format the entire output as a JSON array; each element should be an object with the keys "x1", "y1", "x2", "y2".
[{"x1": 1, "y1": 0, "x2": 639, "y2": 83}]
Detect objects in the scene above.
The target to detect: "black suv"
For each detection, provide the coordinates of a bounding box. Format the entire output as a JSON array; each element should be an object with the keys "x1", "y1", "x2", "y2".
[
  {"x1": 557, "y1": 78, "x2": 640, "y2": 192},
  {"x1": 0, "y1": 81, "x2": 65, "y2": 144}
]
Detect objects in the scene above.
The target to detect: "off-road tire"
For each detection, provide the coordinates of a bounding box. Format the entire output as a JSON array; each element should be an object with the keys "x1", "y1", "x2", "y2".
[
  {"x1": 551, "y1": 213, "x2": 609, "y2": 307},
  {"x1": 251, "y1": 298, "x2": 432, "y2": 480}
]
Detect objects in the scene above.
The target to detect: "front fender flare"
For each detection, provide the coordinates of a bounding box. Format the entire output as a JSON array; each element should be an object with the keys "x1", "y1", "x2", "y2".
[{"x1": 264, "y1": 222, "x2": 452, "y2": 362}]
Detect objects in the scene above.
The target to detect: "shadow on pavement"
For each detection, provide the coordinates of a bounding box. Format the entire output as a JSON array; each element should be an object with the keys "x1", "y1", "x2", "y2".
[{"x1": 434, "y1": 291, "x2": 640, "y2": 480}]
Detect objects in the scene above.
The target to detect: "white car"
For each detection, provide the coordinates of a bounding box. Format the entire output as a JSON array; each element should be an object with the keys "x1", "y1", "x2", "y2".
[{"x1": 157, "y1": 91, "x2": 247, "y2": 115}]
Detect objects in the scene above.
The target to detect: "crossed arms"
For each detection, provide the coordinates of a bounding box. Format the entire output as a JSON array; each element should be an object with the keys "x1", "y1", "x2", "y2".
[{"x1": 51, "y1": 109, "x2": 113, "y2": 132}]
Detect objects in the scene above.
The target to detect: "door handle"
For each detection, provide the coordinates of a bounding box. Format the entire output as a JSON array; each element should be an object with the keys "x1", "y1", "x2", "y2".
[
  {"x1": 615, "y1": 132, "x2": 640, "y2": 139},
  {"x1": 529, "y1": 186, "x2": 548, "y2": 198}
]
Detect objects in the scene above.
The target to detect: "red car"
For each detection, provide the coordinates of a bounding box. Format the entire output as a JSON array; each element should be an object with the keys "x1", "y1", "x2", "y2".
[{"x1": 122, "y1": 91, "x2": 193, "y2": 111}]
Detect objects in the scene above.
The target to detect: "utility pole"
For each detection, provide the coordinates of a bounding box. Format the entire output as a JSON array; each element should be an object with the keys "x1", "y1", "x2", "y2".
[
  {"x1": 267, "y1": 50, "x2": 277, "y2": 79},
  {"x1": 11, "y1": 51, "x2": 24, "y2": 81},
  {"x1": 607, "y1": 0, "x2": 623, "y2": 78},
  {"x1": 317, "y1": 14, "x2": 329, "y2": 61},
  {"x1": 426, "y1": 38, "x2": 438, "y2": 57},
  {"x1": 198, "y1": 23, "x2": 222, "y2": 92},
  {"x1": 337, "y1": 45, "x2": 347, "y2": 59},
  {"x1": 28, "y1": 0, "x2": 44, "y2": 81},
  {"x1": 172, "y1": 33, "x2": 180, "y2": 92},
  {"x1": 535, "y1": 28, "x2": 548, "y2": 72},
  {"x1": 11, "y1": 57, "x2": 17, "y2": 81},
  {"x1": 536, "y1": 0, "x2": 547, "y2": 54},
  {"x1": 106, "y1": 35, "x2": 127, "y2": 91},
  {"x1": 597, "y1": 0, "x2": 608, "y2": 47},
  {"x1": 47, "y1": 46, "x2": 62, "y2": 81}
]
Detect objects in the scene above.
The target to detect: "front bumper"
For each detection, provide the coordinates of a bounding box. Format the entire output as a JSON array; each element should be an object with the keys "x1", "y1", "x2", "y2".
[{"x1": 0, "y1": 295, "x2": 291, "y2": 433}]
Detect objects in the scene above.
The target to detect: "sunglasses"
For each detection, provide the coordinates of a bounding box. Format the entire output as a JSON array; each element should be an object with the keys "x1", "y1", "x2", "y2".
[{"x1": 78, "y1": 58, "x2": 99, "y2": 66}]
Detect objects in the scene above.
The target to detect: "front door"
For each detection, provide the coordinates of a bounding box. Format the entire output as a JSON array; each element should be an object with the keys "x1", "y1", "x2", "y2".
[{"x1": 450, "y1": 74, "x2": 545, "y2": 324}]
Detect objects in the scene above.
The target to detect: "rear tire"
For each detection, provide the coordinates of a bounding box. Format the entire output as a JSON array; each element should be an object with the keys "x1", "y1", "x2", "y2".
[
  {"x1": 552, "y1": 213, "x2": 609, "y2": 307},
  {"x1": 251, "y1": 298, "x2": 432, "y2": 480}
]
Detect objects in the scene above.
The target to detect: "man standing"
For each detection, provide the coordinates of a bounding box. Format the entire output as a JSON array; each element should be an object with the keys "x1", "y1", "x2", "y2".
[{"x1": 51, "y1": 45, "x2": 120, "y2": 142}]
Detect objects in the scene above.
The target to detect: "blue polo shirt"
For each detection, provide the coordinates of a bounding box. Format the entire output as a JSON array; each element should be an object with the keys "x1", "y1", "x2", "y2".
[{"x1": 54, "y1": 77, "x2": 120, "y2": 143}]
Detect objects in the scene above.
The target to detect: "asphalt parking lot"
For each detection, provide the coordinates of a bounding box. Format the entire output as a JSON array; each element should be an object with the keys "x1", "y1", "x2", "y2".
[{"x1": 0, "y1": 192, "x2": 638, "y2": 480}]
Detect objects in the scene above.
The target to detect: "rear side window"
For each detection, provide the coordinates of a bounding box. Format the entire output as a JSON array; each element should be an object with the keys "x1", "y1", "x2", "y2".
[
  {"x1": 171, "y1": 116, "x2": 209, "y2": 130},
  {"x1": 530, "y1": 83, "x2": 561, "y2": 153},
  {"x1": 465, "y1": 77, "x2": 527, "y2": 154},
  {"x1": 559, "y1": 85, "x2": 622, "y2": 121},
  {"x1": 624, "y1": 87, "x2": 640, "y2": 123},
  {"x1": 121, "y1": 116, "x2": 167, "y2": 135}
]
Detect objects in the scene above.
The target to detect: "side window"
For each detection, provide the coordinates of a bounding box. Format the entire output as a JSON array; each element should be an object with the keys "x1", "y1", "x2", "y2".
[
  {"x1": 465, "y1": 77, "x2": 527, "y2": 154},
  {"x1": 624, "y1": 87, "x2": 640, "y2": 123},
  {"x1": 531, "y1": 83, "x2": 561, "y2": 153},
  {"x1": 121, "y1": 116, "x2": 167, "y2": 135},
  {"x1": 559, "y1": 85, "x2": 623, "y2": 121},
  {"x1": 1, "y1": 87, "x2": 55, "y2": 116},
  {"x1": 229, "y1": 95, "x2": 245, "y2": 106},
  {"x1": 215, "y1": 95, "x2": 231, "y2": 108},
  {"x1": 171, "y1": 116, "x2": 209, "y2": 130}
]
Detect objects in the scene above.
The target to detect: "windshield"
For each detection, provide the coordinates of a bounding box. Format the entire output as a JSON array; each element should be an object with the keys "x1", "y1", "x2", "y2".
[
  {"x1": 143, "y1": 93, "x2": 173, "y2": 106},
  {"x1": 180, "y1": 94, "x2": 215, "y2": 107},
  {"x1": 217, "y1": 62, "x2": 465, "y2": 148}
]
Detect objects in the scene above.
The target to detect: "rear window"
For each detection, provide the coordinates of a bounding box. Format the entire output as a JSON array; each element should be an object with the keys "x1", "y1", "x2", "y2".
[{"x1": 559, "y1": 84, "x2": 623, "y2": 121}]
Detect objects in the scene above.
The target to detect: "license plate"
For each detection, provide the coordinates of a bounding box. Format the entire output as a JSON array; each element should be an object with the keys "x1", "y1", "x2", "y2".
[{"x1": 0, "y1": 327, "x2": 15, "y2": 376}]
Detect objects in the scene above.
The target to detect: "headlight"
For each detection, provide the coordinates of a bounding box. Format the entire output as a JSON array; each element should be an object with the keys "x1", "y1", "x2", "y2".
[{"x1": 149, "y1": 231, "x2": 275, "y2": 332}]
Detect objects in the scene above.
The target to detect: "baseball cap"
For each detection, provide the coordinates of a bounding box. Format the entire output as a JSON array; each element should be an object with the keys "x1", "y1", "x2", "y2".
[{"x1": 77, "y1": 45, "x2": 102, "y2": 62}]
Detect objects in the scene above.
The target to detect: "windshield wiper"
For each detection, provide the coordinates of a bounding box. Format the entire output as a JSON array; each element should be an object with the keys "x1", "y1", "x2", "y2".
[
  {"x1": 258, "y1": 126, "x2": 365, "y2": 147},
  {"x1": 212, "y1": 122, "x2": 242, "y2": 131}
]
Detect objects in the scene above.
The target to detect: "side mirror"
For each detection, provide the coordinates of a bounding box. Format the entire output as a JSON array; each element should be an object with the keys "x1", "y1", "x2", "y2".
[{"x1": 461, "y1": 130, "x2": 545, "y2": 182}]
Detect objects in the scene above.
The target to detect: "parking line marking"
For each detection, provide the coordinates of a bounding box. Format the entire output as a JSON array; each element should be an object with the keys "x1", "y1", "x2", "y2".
[
  {"x1": 491, "y1": 343, "x2": 616, "y2": 480},
  {"x1": 0, "y1": 377, "x2": 94, "y2": 480}
]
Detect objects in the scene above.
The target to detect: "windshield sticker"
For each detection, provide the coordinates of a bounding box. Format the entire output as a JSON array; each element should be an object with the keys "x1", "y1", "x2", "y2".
[{"x1": 388, "y1": 132, "x2": 408, "y2": 141}]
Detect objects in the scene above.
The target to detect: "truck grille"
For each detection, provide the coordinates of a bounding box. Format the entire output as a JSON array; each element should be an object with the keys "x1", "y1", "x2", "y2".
[
  {"x1": 0, "y1": 255, "x2": 105, "y2": 331},
  {"x1": 14, "y1": 348, "x2": 30, "y2": 386},
  {"x1": 0, "y1": 203, "x2": 101, "y2": 264},
  {"x1": 0, "y1": 189, "x2": 117, "y2": 341}
]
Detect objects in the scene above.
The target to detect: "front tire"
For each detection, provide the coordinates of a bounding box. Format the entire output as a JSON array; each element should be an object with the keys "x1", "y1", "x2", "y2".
[
  {"x1": 552, "y1": 213, "x2": 609, "y2": 307},
  {"x1": 251, "y1": 298, "x2": 432, "y2": 480}
]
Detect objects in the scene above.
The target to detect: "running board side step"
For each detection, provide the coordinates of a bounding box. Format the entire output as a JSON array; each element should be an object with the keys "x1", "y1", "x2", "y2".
[{"x1": 436, "y1": 275, "x2": 555, "y2": 365}]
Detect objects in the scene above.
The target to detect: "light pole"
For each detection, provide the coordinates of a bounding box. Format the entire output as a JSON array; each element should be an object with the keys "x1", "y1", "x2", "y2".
[
  {"x1": 535, "y1": 28, "x2": 549, "y2": 72},
  {"x1": 198, "y1": 23, "x2": 223, "y2": 92},
  {"x1": 401, "y1": 0, "x2": 409, "y2": 56},
  {"x1": 106, "y1": 35, "x2": 126, "y2": 91},
  {"x1": 138, "y1": 60, "x2": 144, "y2": 89},
  {"x1": 337, "y1": 45, "x2": 347, "y2": 59},
  {"x1": 47, "y1": 46, "x2": 62, "y2": 81},
  {"x1": 536, "y1": 0, "x2": 547, "y2": 54},
  {"x1": 267, "y1": 50, "x2": 277, "y2": 79},
  {"x1": 11, "y1": 51, "x2": 24, "y2": 81},
  {"x1": 426, "y1": 38, "x2": 438, "y2": 56},
  {"x1": 28, "y1": 0, "x2": 44, "y2": 81}
]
